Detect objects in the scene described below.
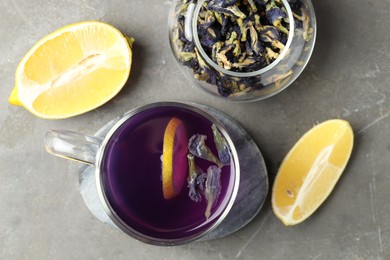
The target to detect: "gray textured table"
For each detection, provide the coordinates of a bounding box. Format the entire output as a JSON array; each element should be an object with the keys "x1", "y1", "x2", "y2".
[{"x1": 0, "y1": 0, "x2": 389, "y2": 259}]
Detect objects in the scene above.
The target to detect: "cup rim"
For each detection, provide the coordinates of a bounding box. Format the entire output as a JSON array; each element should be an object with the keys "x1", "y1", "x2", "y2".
[
  {"x1": 94, "y1": 101, "x2": 240, "y2": 246},
  {"x1": 192, "y1": 0, "x2": 295, "y2": 78}
]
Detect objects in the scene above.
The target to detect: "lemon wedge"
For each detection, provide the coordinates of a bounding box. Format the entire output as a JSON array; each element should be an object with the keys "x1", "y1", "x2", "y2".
[
  {"x1": 272, "y1": 119, "x2": 354, "y2": 226},
  {"x1": 9, "y1": 21, "x2": 133, "y2": 119}
]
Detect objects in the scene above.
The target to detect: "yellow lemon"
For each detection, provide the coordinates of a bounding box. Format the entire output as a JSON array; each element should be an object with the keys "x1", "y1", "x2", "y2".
[
  {"x1": 162, "y1": 117, "x2": 188, "y2": 200},
  {"x1": 9, "y1": 21, "x2": 133, "y2": 119},
  {"x1": 272, "y1": 119, "x2": 354, "y2": 226}
]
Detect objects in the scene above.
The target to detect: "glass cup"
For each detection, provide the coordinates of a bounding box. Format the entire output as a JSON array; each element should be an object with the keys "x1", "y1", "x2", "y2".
[
  {"x1": 44, "y1": 102, "x2": 240, "y2": 246},
  {"x1": 168, "y1": 0, "x2": 317, "y2": 101}
]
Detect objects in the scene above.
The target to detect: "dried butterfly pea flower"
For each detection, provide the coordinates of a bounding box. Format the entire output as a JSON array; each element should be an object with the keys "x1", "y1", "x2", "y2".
[
  {"x1": 266, "y1": 0, "x2": 287, "y2": 25},
  {"x1": 247, "y1": 0, "x2": 258, "y2": 12},
  {"x1": 232, "y1": 57, "x2": 256, "y2": 69},
  {"x1": 179, "y1": 52, "x2": 196, "y2": 62},
  {"x1": 200, "y1": 0, "x2": 289, "y2": 73},
  {"x1": 249, "y1": 23, "x2": 264, "y2": 55},
  {"x1": 211, "y1": 124, "x2": 231, "y2": 165},
  {"x1": 254, "y1": 0, "x2": 269, "y2": 5},
  {"x1": 199, "y1": 27, "x2": 220, "y2": 48},
  {"x1": 216, "y1": 44, "x2": 236, "y2": 69},
  {"x1": 214, "y1": 0, "x2": 240, "y2": 8},
  {"x1": 267, "y1": 7, "x2": 286, "y2": 24},
  {"x1": 266, "y1": 3, "x2": 290, "y2": 35},
  {"x1": 259, "y1": 26, "x2": 285, "y2": 50},
  {"x1": 204, "y1": 165, "x2": 222, "y2": 219},
  {"x1": 196, "y1": 171, "x2": 207, "y2": 192},
  {"x1": 206, "y1": 1, "x2": 247, "y2": 19},
  {"x1": 188, "y1": 134, "x2": 223, "y2": 167},
  {"x1": 253, "y1": 14, "x2": 262, "y2": 31},
  {"x1": 236, "y1": 18, "x2": 249, "y2": 42},
  {"x1": 187, "y1": 154, "x2": 206, "y2": 202}
]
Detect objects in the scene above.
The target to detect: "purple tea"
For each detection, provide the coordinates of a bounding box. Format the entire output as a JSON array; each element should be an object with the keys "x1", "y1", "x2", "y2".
[{"x1": 100, "y1": 105, "x2": 236, "y2": 240}]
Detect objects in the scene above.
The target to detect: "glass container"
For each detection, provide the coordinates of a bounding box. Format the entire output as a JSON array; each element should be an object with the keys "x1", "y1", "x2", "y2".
[{"x1": 168, "y1": 0, "x2": 316, "y2": 101}]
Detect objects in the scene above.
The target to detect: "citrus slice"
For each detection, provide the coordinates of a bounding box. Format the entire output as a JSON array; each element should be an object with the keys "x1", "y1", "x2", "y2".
[
  {"x1": 9, "y1": 21, "x2": 133, "y2": 119},
  {"x1": 162, "y1": 117, "x2": 188, "y2": 200},
  {"x1": 272, "y1": 119, "x2": 354, "y2": 226}
]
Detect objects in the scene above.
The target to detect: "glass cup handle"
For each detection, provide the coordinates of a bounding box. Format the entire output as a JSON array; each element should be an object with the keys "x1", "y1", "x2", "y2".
[{"x1": 44, "y1": 130, "x2": 103, "y2": 165}]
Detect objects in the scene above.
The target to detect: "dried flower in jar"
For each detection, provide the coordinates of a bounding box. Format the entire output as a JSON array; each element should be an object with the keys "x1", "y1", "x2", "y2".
[{"x1": 172, "y1": 0, "x2": 313, "y2": 97}]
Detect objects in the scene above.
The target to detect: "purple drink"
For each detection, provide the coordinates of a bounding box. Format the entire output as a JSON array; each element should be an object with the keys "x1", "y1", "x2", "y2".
[{"x1": 100, "y1": 104, "x2": 236, "y2": 241}]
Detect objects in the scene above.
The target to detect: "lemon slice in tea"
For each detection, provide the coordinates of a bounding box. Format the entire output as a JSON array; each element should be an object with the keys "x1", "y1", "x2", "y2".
[
  {"x1": 272, "y1": 119, "x2": 354, "y2": 226},
  {"x1": 162, "y1": 117, "x2": 188, "y2": 200},
  {"x1": 9, "y1": 21, "x2": 133, "y2": 119}
]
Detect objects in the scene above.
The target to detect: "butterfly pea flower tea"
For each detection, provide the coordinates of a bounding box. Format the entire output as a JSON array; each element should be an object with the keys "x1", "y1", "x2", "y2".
[
  {"x1": 169, "y1": 0, "x2": 316, "y2": 101},
  {"x1": 45, "y1": 102, "x2": 240, "y2": 245},
  {"x1": 101, "y1": 106, "x2": 236, "y2": 239}
]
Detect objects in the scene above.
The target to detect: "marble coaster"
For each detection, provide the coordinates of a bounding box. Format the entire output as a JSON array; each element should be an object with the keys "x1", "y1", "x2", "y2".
[{"x1": 79, "y1": 105, "x2": 268, "y2": 241}]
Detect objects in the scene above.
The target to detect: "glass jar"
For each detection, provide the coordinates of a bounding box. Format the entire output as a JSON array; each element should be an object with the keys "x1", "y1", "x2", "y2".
[{"x1": 168, "y1": 0, "x2": 316, "y2": 102}]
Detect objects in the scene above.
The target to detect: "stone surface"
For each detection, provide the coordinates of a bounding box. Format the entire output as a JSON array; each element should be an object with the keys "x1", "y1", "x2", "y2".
[{"x1": 0, "y1": 0, "x2": 389, "y2": 259}]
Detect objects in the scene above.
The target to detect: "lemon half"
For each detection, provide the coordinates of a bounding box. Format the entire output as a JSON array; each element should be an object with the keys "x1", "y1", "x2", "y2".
[{"x1": 9, "y1": 21, "x2": 133, "y2": 119}]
